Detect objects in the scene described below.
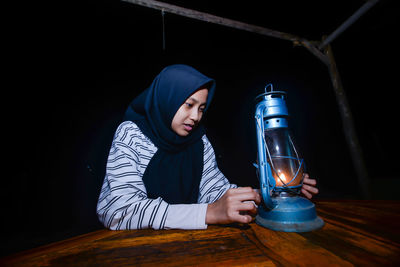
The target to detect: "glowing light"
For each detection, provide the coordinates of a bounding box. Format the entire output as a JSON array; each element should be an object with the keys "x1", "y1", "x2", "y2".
[{"x1": 276, "y1": 169, "x2": 287, "y2": 186}]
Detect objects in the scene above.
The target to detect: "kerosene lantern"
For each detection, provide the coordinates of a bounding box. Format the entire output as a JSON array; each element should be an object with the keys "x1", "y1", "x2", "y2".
[{"x1": 254, "y1": 84, "x2": 324, "y2": 232}]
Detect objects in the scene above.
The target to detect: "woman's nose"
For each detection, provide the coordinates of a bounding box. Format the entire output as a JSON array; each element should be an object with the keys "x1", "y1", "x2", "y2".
[{"x1": 190, "y1": 109, "x2": 200, "y2": 122}]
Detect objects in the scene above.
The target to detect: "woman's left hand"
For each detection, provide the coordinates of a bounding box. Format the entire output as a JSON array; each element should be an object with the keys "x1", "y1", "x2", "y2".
[{"x1": 301, "y1": 173, "x2": 319, "y2": 199}]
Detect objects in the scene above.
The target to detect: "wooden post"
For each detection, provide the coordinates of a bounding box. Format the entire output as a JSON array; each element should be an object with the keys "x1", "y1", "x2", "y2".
[{"x1": 324, "y1": 43, "x2": 371, "y2": 199}]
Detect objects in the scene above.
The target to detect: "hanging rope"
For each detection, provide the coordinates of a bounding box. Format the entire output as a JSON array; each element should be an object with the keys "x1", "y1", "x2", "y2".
[{"x1": 161, "y1": 9, "x2": 166, "y2": 50}]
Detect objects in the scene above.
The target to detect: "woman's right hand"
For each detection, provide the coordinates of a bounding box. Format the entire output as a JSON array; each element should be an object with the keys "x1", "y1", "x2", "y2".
[{"x1": 205, "y1": 187, "x2": 261, "y2": 225}]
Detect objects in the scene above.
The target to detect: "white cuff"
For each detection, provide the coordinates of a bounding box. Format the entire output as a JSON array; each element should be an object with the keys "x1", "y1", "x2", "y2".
[{"x1": 164, "y1": 203, "x2": 208, "y2": 230}]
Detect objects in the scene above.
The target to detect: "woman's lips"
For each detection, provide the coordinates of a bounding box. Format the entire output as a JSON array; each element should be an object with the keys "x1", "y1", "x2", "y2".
[{"x1": 183, "y1": 124, "x2": 193, "y2": 131}]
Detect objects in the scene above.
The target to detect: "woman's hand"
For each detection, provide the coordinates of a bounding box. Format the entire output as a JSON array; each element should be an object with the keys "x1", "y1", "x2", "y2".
[
  {"x1": 206, "y1": 187, "x2": 261, "y2": 225},
  {"x1": 301, "y1": 173, "x2": 319, "y2": 199}
]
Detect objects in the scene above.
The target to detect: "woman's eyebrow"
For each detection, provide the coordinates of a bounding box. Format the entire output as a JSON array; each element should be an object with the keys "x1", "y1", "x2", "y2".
[{"x1": 188, "y1": 97, "x2": 207, "y2": 105}]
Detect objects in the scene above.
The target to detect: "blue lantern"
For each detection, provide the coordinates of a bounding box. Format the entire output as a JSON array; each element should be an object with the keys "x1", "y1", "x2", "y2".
[{"x1": 254, "y1": 84, "x2": 324, "y2": 232}]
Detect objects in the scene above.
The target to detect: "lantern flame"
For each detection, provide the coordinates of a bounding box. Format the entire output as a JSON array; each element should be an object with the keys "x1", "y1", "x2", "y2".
[{"x1": 276, "y1": 169, "x2": 287, "y2": 186}]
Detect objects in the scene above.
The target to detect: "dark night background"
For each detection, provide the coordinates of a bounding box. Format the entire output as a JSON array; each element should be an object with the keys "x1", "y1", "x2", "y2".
[{"x1": 3, "y1": 0, "x2": 398, "y2": 256}]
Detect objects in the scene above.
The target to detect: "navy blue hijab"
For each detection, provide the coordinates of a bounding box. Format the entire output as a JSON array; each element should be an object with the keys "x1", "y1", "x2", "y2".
[{"x1": 123, "y1": 64, "x2": 216, "y2": 204}]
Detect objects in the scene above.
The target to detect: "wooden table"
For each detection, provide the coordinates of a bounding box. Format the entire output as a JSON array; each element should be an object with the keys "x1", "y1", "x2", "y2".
[{"x1": 1, "y1": 200, "x2": 400, "y2": 266}]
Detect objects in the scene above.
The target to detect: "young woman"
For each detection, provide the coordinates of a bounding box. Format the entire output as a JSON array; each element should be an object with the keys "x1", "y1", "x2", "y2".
[{"x1": 96, "y1": 64, "x2": 318, "y2": 230}]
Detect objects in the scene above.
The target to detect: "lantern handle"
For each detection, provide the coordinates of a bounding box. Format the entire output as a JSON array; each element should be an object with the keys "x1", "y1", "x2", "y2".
[
  {"x1": 265, "y1": 83, "x2": 273, "y2": 93},
  {"x1": 255, "y1": 82, "x2": 286, "y2": 102}
]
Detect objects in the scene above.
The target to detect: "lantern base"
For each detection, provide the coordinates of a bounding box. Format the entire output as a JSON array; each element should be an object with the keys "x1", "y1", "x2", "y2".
[{"x1": 256, "y1": 196, "x2": 324, "y2": 232}]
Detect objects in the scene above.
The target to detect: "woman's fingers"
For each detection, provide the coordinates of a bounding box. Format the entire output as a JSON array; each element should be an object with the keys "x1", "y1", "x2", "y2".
[
  {"x1": 232, "y1": 213, "x2": 253, "y2": 223},
  {"x1": 303, "y1": 177, "x2": 317, "y2": 186},
  {"x1": 225, "y1": 187, "x2": 261, "y2": 204},
  {"x1": 301, "y1": 184, "x2": 319, "y2": 199},
  {"x1": 301, "y1": 188, "x2": 313, "y2": 199},
  {"x1": 301, "y1": 173, "x2": 319, "y2": 199},
  {"x1": 206, "y1": 187, "x2": 260, "y2": 225},
  {"x1": 302, "y1": 184, "x2": 319, "y2": 194},
  {"x1": 238, "y1": 201, "x2": 258, "y2": 212}
]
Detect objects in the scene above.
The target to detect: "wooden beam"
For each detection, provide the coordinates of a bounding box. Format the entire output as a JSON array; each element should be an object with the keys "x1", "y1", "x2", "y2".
[
  {"x1": 319, "y1": 0, "x2": 379, "y2": 49},
  {"x1": 122, "y1": 0, "x2": 329, "y2": 64},
  {"x1": 123, "y1": 0, "x2": 299, "y2": 42}
]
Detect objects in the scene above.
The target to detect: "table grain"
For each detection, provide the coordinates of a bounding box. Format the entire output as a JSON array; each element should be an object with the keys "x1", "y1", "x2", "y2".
[{"x1": 1, "y1": 200, "x2": 399, "y2": 266}]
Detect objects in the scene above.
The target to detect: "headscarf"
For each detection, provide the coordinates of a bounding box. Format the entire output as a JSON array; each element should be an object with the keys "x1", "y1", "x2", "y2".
[{"x1": 123, "y1": 64, "x2": 216, "y2": 204}]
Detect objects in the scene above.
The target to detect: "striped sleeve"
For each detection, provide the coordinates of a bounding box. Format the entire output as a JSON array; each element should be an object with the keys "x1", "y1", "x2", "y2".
[
  {"x1": 197, "y1": 135, "x2": 237, "y2": 204},
  {"x1": 96, "y1": 121, "x2": 169, "y2": 230}
]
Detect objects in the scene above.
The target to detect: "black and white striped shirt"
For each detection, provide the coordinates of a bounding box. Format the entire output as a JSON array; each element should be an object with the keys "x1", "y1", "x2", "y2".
[{"x1": 97, "y1": 121, "x2": 236, "y2": 230}]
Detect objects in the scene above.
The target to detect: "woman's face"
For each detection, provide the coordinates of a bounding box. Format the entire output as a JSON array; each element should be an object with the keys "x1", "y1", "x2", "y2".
[{"x1": 171, "y1": 88, "x2": 208, "y2": 136}]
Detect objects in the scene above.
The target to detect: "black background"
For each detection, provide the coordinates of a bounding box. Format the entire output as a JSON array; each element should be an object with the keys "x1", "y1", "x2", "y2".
[{"x1": 3, "y1": 0, "x2": 398, "y2": 256}]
